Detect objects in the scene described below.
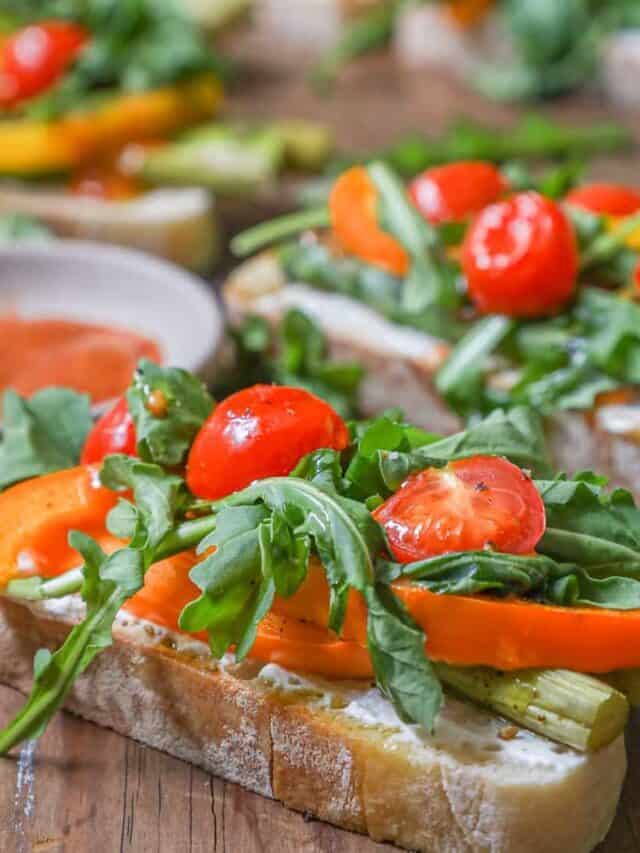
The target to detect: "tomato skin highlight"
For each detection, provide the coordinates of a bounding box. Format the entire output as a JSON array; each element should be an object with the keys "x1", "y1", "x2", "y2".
[
  {"x1": 186, "y1": 385, "x2": 349, "y2": 500},
  {"x1": 329, "y1": 166, "x2": 410, "y2": 276},
  {"x1": 0, "y1": 21, "x2": 89, "y2": 106},
  {"x1": 80, "y1": 397, "x2": 137, "y2": 465},
  {"x1": 565, "y1": 183, "x2": 640, "y2": 217},
  {"x1": 461, "y1": 191, "x2": 578, "y2": 318},
  {"x1": 409, "y1": 161, "x2": 506, "y2": 224},
  {"x1": 373, "y1": 455, "x2": 546, "y2": 563}
]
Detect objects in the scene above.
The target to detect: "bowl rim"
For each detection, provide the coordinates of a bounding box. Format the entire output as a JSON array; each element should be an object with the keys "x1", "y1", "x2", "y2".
[{"x1": 0, "y1": 239, "x2": 223, "y2": 414}]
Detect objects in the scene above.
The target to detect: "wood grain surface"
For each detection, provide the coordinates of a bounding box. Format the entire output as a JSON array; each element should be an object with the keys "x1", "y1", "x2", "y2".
[
  {"x1": 0, "y1": 682, "x2": 638, "y2": 853},
  {"x1": 3, "y1": 32, "x2": 640, "y2": 853}
]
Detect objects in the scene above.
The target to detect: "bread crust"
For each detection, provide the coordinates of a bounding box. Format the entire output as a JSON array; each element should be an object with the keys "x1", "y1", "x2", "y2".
[
  {"x1": 223, "y1": 264, "x2": 640, "y2": 493},
  {"x1": 0, "y1": 597, "x2": 626, "y2": 853}
]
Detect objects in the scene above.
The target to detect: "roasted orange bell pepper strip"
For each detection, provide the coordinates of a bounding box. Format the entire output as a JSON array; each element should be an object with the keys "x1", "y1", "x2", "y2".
[
  {"x1": 0, "y1": 466, "x2": 118, "y2": 588},
  {"x1": 329, "y1": 166, "x2": 409, "y2": 276},
  {"x1": 5, "y1": 467, "x2": 640, "y2": 678}
]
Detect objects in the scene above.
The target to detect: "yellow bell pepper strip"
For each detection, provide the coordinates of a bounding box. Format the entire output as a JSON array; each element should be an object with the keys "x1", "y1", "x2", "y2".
[{"x1": 0, "y1": 73, "x2": 223, "y2": 177}]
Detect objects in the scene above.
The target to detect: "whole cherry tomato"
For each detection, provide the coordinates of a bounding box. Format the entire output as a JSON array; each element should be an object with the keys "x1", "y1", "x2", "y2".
[
  {"x1": 461, "y1": 191, "x2": 578, "y2": 317},
  {"x1": 409, "y1": 161, "x2": 506, "y2": 224},
  {"x1": 329, "y1": 166, "x2": 409, "y2": 276},
  {"x1": 373, "y1": 455, "x2": 546, "y2": 563},
  {"x1": 0, "y1": 21, "x2": 89, "y2": 107},
  {"x1": 565, "y1": 183, "x2": 640, "y2": 217},
  {"x1": 81, "y1": 397, "x2": 137, "y2": 465},
  {"x1": 186, "y1": 385, "x2": 349, "y2": 500}
]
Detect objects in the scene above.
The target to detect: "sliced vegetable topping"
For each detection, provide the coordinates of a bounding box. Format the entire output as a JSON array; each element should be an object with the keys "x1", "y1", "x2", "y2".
[
  {"x1": 565, "y1": 183, "x2": 640, "y2": 217},
  {"x1": 409, "y1": 161, "x2": 506, "y2": 224},
  {"x1": 462, "y1": 191, "x2": 578, "y2": 317},
  {"x1": 80, "y1": 397, "x2": 137, "y2": 465},
  {"x1": 0, "y1": 389, "x2": 638, "y2": 754},
  {"x1": 329, "y1": 166, "x2": 409, "y2": 276},
  {"x1": 186, "y1": 385, "x2": 349, "y2": 500},
  {"x1": 0, "y1": 20, "x2": 89, "y2": 107},
  {"x1": 373, "y1": 455, "x2": 546, "y2": 563}
]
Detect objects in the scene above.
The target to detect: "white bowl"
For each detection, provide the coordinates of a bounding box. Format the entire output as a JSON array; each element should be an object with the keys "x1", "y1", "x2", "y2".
[{"x1": 0, "y1": 240, "x2": 223, "y2": 409}]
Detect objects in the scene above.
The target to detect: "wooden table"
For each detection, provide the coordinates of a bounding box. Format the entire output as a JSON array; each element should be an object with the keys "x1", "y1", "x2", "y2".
[
  {"x1": 1, "y1": 682, "x2": 639, "y2": 853},
  {"x1": 3, "y1": 40, "x2": 640, "y2": 853}
]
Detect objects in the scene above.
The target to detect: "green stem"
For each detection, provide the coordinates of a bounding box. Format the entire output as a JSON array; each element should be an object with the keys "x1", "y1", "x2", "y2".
[
  {"x1": 0, "y1": 585, "x2": 126, "y2": 755},
  {"x1": 437, "y1": 663, "x2": 629, "y2": 752},
  {"x1": 230, "y1": 206, "x2": 330, "y2": 258},
  {"x1": 4, "y1": 515, "x2": 218, "y2": 602}
]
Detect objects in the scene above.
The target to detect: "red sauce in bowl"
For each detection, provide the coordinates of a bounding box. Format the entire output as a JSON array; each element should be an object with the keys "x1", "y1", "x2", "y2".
[{"x1": 0, "y1": 315, "x2": 161, "y2": 403}]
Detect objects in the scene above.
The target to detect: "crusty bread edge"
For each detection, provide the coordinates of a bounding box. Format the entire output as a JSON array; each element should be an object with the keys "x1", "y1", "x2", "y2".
[{"x1": 0, "y1": 597, "x2": 626, "y2": 853}]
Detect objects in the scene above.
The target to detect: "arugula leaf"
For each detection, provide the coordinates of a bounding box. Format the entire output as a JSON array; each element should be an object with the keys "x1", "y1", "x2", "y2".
[
  {"x1": 536, "y1": 476, "x2": 640, "y2": 577},
  {"x1": 180, "y1": 475, "x2": 444, "y2": 730},
  {"x1": 365, "y1": 584, "x2": 442, "y2": 731},
  {"x1": 274, "y1": 309, "x2": 364, "y2": 418},
  {"x1": 100, "y1": 454, "x2": 188, "y2": 549},
  {"x1": 377, "y1": 550, "x2": 558, "y2": 595},
  {"x1": 577, "y1": 288, "x2": 640, "y2": 384},
  {"x1": 0, "y1": 388, "x2": 92, "y2": 491},
  {"x1": 279, "y1": 240, "x2": 464, "y2": 340},
  {"x1": 436, "y1": 316, "x2": 515, "y2": 417},
  {"x1": 380, "y1": 407, "x2": 553, "y2": 491},
  {"x1": 214, "y1": 309, "x2": 365, "y2": 419},
  {"x1": 0, "y1": 532, "x2": 144, "y2": 752},
  {"x1": 344, "y1": 412, "x2": 439, "y2": 502},
  {"x1": 367, "y1": 161, "x2": 461, "y2": 317},
  {"x1": 547, "y1": 570, "x2": 640, "y2": 610},
  {"x1": 0, "y1": 449, "x2": 194, "y2": 753},
  {"x1": 126, "y1": 359, "x2": 214, "y2": 467}
]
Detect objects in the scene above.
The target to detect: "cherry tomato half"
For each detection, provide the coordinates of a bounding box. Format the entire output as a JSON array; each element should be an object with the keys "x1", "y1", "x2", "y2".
[
  {"x1": 80, "y1": 396, "x2": 137, "y2": 465},
  {"x1": 329, "y1": 166, "x2": 409, "y2": 276},
  {"x1": 565, "y1": 183, "x2": 640, "y2": 218},
  {"x1": 0, "y1": 21, "x2": 89, "y2": 107},
  {"x1": 461, "y1": 191, "x2": 578, "y2": 318},
  {"x1": 186, "y1": 385, "x2": 349, "y2": 500},
  {"x1": 409, "y1": 161, "x2": 506, "y2": 224},
  {"x1": 374, "y1": 455, "x2": 545, "y2": 563}
]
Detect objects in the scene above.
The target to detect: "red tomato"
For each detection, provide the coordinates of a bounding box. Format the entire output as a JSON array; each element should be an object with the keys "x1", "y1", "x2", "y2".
[
  {"x1": 0, "y1": 21, "x2": 89, "y2": 106},
  {"x1": 186, "y1": 385, "x2": 349, "y2": 500},
  {"x1": 80, "y1": 397, "x2": 137, "y2": 465},
  {"x1": 565, "y1": 183, "x2": 640, "y2": 217},
  {"x1": 409, "y1": 161, "x2": 506, "y2": 224},
  {"x1": 461, "y1": 191, "x2": 578, "y2": 318},
  {"x1": 373, "y1": 455, "x2": 546, "y2": 564}
]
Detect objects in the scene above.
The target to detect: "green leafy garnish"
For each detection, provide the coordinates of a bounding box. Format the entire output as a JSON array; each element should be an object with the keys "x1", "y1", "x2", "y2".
[
  {"x1": 0, "y1": 453, "x2": 196, "y2": 752},
  {"x1": 380, "y1": 406, "x2": 553, "y2": 491},
  {"x1": 214, "y1": 309, "x2": 364, "y2": 419},
  {"x1": 126, "y1": 359, "x2": 214, "y2": 466},
  {"x1": 179, "y1": 475, "x2": 439, "y2": 729},
  {"x1": 13, "y1": 0, "x2": 229, "y2": 121},
  {"x1": 367, "y1": 161, "x2": 461, "y2": 319},
  {"x1": 0, "y1": 533, "x2": 144, "y2": 751},
  {"x1": 0, "y1": 388, "x2": 92, "y2": 491}
]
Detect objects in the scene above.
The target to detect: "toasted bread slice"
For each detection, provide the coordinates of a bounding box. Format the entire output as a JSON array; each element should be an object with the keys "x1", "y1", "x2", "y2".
[
  {"x1": 224, "y1": 256, "x2": 640, "y2": 495},
  {"x1": 0, "y1": 595, "x2": 625, "y2": 853},
  {"x1": 0, "y1": 186, "x2": 219, "y2": 273}
]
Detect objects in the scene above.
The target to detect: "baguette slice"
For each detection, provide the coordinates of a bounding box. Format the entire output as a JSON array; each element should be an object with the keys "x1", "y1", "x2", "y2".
[
  {"x1": 224, "y1": 256, "x2": 640, "y2": 495},
  {"x1": 0, "y1": 186, "x2": 219, "y2": 273},
  {"x1": 0, "y1": 595, "x2": 625, "y2": 853}
]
